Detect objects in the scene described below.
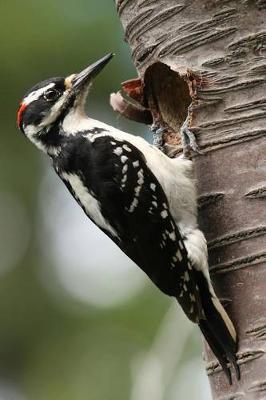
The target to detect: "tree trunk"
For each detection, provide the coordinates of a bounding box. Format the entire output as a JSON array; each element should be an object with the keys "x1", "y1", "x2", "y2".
[{"x1": 114, "y1": 1, "x2": 266, "y2": 398}]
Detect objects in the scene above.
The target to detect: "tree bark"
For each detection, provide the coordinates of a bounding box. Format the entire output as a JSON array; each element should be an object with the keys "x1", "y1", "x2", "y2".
[{"x1": 114, "y1": 1, "x2": 266, "y2": 398}]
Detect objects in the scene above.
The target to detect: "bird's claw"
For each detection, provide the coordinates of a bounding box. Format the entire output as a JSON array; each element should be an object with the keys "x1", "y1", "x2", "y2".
[
  {"x1": 150, "y1": 123, "x2": 167, "y2": 149},
  {"x1": 180, "y1": 116, "x2": 202, "y2": 156}
]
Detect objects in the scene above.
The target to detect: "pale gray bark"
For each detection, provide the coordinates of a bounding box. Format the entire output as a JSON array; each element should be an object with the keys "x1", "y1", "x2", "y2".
[{"x1": 114, "y1": 1, "x2": 266, "y2": 398}]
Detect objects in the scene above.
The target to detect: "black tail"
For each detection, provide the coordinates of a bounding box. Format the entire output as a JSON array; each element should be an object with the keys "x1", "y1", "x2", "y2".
[
  {"x1": 199, "y1": 319, "x2": 233, "y2": 384},
  {"x1": 195, "y1": 270, "x2": 240, "y2": 384}
]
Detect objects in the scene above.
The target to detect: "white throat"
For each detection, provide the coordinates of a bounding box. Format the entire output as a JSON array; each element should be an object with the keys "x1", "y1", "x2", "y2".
[{"x1": 62, "y1": 108, "x2": 111, "y2": 135}]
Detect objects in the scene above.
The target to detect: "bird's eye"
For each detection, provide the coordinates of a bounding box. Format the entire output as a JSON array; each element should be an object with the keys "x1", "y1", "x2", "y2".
[{"x1": 44, "y1": 89, "x2": 60, "y2": 101}]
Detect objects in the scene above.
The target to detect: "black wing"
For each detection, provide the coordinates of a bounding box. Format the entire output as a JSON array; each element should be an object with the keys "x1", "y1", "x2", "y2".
[
  {"x1": 54, "y1": 133, "x2": 239, "y2": 382},
  {"x1": 55, "y1": 134, "x2": 203, "y2": 322}
]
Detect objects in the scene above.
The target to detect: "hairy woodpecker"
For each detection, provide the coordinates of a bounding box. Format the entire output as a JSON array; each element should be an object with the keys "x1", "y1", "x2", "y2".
[{"x1": 17, "y1": 53, "x2": 239, "y2": 383}]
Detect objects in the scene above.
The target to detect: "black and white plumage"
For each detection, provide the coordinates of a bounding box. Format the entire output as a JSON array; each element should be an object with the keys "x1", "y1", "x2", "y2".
[{"x1": 17, "y1": 53, "x2": 239, "y2": 383}]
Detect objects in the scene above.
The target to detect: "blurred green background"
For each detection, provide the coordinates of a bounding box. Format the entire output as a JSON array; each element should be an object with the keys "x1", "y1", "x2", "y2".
[{"x1": 1, "y1": 1, "x2": 211, "y2": 399}]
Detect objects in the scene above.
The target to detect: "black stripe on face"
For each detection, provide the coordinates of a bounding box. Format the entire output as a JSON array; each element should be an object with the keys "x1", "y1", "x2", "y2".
[
  {"x1": 22, "y1": 77, "x2": 65, "y2": 100},
  {"x1": 19, "y1": 77, "x2": 67, "y2": 131}
]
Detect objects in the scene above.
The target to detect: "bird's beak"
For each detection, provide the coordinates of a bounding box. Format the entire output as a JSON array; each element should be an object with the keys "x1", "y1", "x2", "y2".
[{"x1": 70, "y1": 53, "x2": 114, "y2": 92}]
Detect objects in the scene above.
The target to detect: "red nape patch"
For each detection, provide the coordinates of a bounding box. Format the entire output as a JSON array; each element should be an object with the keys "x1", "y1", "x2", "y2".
[{"x1": 17, "y1": 102, "x2": 27, "y2": 128}]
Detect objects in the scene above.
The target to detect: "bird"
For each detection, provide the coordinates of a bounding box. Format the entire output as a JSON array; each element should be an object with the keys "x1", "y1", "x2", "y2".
[{"x1": 17, "y1": 53, "x2": 239, "y2": 383}]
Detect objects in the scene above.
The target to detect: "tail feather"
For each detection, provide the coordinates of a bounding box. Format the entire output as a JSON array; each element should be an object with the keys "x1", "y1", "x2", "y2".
[
  {"x1": 199, "y1": 319, "x2": 233, "y2": 384},
  {"x1": 194, "y1": 270, "x2": 240, "y2": 383},
  {"x1": 211, "y1": 296, "x2": 236, "y2": 342},
  {"x1": 210, "y1": 296, "x2": 240, "y2": 380}
]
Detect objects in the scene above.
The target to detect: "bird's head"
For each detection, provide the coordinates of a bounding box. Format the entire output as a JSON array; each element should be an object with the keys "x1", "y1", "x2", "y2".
[{"x1": 17, "y1": 53, "x2": 114, "y2": 153}]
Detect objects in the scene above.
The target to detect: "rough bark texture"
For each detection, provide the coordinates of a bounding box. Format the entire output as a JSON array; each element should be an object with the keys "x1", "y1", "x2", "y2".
[{"x1": 114, "y1": 1, "x2": 266, "y2": 398}]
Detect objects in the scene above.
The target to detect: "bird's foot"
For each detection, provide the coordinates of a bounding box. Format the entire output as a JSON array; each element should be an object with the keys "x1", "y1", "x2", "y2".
[
  {"x1": 180, "y1": 115, "x2": 202, "y2": 157},
  {"x1": 150, "y1": 123, "x2": 167, "y2": 149}
]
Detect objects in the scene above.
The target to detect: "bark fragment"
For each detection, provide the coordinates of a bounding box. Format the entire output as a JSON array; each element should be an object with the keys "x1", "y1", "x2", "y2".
[{"x1": 110, "y1": 62, "x2": 205, "y2": 157}]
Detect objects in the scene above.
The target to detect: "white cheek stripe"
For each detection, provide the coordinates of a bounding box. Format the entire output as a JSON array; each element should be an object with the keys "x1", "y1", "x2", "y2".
[
  {"x1": 40, "y1": 94, "x2": 68, "y2": 127},
  {"x1": 61, "y1": 173, "x2": 118, "y2": 239},
  {"x1": 23, "y1": 83, "x2": 55, "y2": 105}
]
